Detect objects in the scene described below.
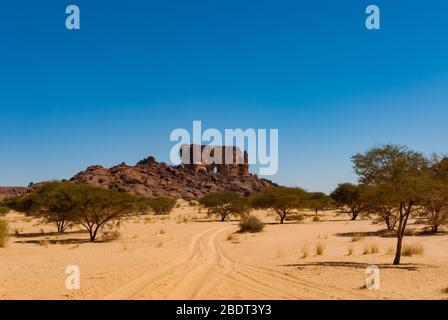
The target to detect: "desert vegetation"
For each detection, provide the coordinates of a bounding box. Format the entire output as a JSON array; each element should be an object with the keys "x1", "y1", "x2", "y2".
[
  {"x1": 199, "y1": 191, "x2": 249, "y2": 221},
  {"x1": 0, "y1": 219, "x2": 8, "y2": 247}
]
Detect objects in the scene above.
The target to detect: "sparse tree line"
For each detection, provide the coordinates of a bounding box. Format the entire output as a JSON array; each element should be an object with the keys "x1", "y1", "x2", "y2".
[
  {"x1": 0, "y1": 182, "x2": 176, "y2": 241},
  {"x1": 1, "y1": 144, "x2": 447, "y2": 265}
]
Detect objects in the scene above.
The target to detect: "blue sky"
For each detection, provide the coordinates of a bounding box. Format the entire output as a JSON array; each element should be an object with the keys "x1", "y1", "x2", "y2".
[{"x1": 1, "y1": 0, "x2": 447, "y2": 193}]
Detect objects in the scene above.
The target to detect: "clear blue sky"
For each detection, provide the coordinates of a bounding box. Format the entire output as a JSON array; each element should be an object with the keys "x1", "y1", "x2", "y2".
[{"x1": 1, "y1": 0, "x2": 447, "y2": 193}]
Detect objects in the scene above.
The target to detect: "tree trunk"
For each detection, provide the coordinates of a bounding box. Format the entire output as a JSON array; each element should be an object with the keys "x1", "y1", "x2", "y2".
[
  {"x1": 280, "y1": 214, "x2": 285, "y2": 224},
  {"x1": 393, "y1": 234, "x2": 403, "y2": 265},
  {"x1": 351, "y1": 209, "x2": 358, "y2": 220}
]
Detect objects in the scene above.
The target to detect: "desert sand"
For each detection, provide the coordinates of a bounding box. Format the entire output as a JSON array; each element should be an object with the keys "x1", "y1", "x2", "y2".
[{"x1": 1, "y1": 201, "x2": 447, "y2": 300}]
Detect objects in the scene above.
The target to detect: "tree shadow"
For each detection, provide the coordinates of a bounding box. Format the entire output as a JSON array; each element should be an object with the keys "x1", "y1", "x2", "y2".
[
  {"x1": 280, "y1": 261, "x2": 422, "y2": 271},
  {"x1": 14, "y1": 230, "x2": 88, "y2": 238},
  {"x1": 15, "y1": 238, "x2": 92, "y2": 245},
  {"x1": 334, "y1": 230, "x2": 396, "y2": 238}
]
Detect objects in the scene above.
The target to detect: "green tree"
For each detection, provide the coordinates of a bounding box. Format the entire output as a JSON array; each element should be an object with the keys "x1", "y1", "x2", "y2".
[
  {"x1": 330, "y1": 183, "x2": 365, "y2": 220},
  {"x1": 149, "y1": 197, "x2": 177, "y2": 215},
  {"x1": 360, "y1": 185, "x2": 399, "y2": 231},
  {"x1": 304, "y1": 192, "x2": 332, "y2": 215},
  {"x1": 200, "y1": 191, "x2": 249, "y2": 221},
  {"x1": 352, "y1": 144, "x2": 430, "y2": 265},
  {"x1": 250, "y1": 187, "x2": 306, "y2": 224},
  {"x1": 5, "y1": 182, "x2": 79, "y2": 233},
  {"x1": 70, "y1": 185, "x2": 151, "y2": 241}
]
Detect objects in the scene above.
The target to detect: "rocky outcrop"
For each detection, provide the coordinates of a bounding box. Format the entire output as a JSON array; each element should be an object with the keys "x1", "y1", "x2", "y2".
[
  {"x1": 70, "y1": 153, "x2": 277, "y2": 199},
  {"x1": 0, "y1": 187, "x2": 28, "y2": 200}
]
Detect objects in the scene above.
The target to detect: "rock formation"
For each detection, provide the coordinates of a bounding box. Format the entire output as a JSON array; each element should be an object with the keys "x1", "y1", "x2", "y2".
[
  {"x1": 69, "y1": 146, "x2": 277, "y2": 198},
  {"x1": 0, "y1": 187, "x2": 28, "y2": 200}
]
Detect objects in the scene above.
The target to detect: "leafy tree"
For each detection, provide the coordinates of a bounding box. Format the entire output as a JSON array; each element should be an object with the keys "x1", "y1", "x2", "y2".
[
  {"x1": 421, "y1": 157, "x2": 448, "y2": 232},
  {"x1": 69, "y1": 185, "x2": 151, "y2": 241},
  {"x1": 304, "y1": 192, "x2": 332, "y2": 215},
  {"x1": 330, "y1": 183, "x2": 365, "y2": 220},
  {"x1": 149, "y1": 197, "x2": 176, "y2": 215},
  {"x1": 6, "y1": 182, "x2": 151, "y2": 241},
  {"x1": 5, "y1": 182, "x2": 79, "y2": 233},
  {"x1": 352, "y1": 144, "x2": 430, "y2": 265},
  {"x1": 360, "y1": 185, "x2": 399, "y2": 231},
  {"x1": 199, "y1": 191, "x2": 249, "y2": 221},
  {"x1": 250, "y1": 187, "x2": 306, "y2": 224}
]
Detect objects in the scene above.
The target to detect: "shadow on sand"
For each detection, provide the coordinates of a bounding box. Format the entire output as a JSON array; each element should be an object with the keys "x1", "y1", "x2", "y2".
[{"x1": 280, "y1": 261, "x2": 422, "y2": 271}]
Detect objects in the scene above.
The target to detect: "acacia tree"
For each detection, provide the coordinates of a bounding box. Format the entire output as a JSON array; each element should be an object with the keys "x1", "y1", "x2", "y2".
[
  {"x1": 70, "y1": 185, "x2": 151, "y2": 241},
  {"x1": 330, "y1": 183, "x2": 365, "y2": 220},
  {"x1": 352, "y1": 144, "x2": 430, "y2": 265},
  {"x1": 361, "y1": 185, "x2": 399, "y2": 231},
  {"x1": 250, "y1": 187, "x2": 306, "y2": 224},
  {"x1": 199, "y1": 191, "x2": 249, "y2": 221},
  {"x1": 304, "y1": 192, "x2": 332, "y2": 215},
  {"x1": 421, "y1": 158, "x2": 448, "y2": 232},
  {"x1": 5, "y1": 182, "x2": 78, "y2": 233}
]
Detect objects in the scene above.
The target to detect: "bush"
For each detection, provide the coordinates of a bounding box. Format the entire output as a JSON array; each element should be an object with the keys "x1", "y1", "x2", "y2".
[
  {"x1": 0, "y1": 202, "x2": 9, "y2": 215},
  {"x1": 0, "y1": 219, "x2": 9, "y2": 248},
  {"x1": 150, "y1": 197, "x2": 176, "y2": 215},
  {"x1": 316, "y1": 242, "x2": 326, "y2": 255},
  {"x1": 402, "y1": 243, "x2": 424, "y2": 256},
  {"x1": 239, "y1": 216, "x2": 264, "y2": 233},
  {"x1": 200, "y1": 192, "x2": 249, "y2": 221}
]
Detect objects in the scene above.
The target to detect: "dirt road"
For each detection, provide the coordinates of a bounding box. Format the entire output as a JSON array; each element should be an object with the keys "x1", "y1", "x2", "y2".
[{"x1": 104, "y1": 225, "x2": 368, "y2": 300}]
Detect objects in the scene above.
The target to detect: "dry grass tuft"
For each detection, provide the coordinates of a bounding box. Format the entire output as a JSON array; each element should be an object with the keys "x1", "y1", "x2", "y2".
[
  {"x1": 316, "y1": 242, "x2": 326, "y2": 256},
  {"x1": 351, "y1": 234, "x2": 363, "y2": 242},
  {"x1": 363, "y1": 243, "x2": 380, "y2": 255},
  {"x1": 402, "y1": 243, "x2": 424, "y2": 256},
  {"x1": 0, "y1": 220, "x2": 9, "y2": 248},
  {"x1": 301, "y1": 246, "x2": 310, "y2": 259},
  {"x1": 347, "y1": 245, "x2": 354, "y2": 256}
]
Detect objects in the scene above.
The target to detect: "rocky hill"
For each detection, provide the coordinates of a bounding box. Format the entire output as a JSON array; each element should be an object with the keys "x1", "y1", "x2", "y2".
[
  {"x1": 70, "y1": 155, "x2": 277, "y2": 199},
  {"x1": 0, "y1": 187, "x2": 28, "y2": 200}
]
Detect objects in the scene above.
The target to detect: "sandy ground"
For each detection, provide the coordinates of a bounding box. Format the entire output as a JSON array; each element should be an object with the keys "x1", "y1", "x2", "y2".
[{"x1": 1, "y1": 202, "x2": 447, "y2": 300}]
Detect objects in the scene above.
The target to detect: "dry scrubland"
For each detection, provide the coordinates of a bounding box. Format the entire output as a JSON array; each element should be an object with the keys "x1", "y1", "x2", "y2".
[{"x1": 1, "y1": 201, "x2": 447, "y2": 300}]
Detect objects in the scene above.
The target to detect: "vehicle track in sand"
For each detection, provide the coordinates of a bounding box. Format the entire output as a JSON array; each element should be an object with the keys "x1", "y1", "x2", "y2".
[{"x1": 104, "y1": 225, "x2": 369, "y2": 300}]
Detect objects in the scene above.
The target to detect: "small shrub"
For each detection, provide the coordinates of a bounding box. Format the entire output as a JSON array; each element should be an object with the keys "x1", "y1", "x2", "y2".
[
  {"x1": 442, "y1": 287, "x2": 448, "y2": 294},
  {"x1": 301, "y1": 246, "x2": 310, "y2": 258},
  {"x1": 316, "y1": 242, "x2": 326, "y2": 255},
  {"x1": 363, "y1": 243, "x2": 380, "y2": 255},
  {"x1": 0, "y1": 220, "x2": 9, "y2": 247},
  {"x1": 150, "y1": 197, "x2": 176, "y2": 215},
  {"x1": 402, "y1": 243, "x2": 424, "y2": 256},
  {"x1": 239, "y1": 216, "x2": 264, "y2": 233},
  {"x1": 351, "y1": 234, "x2": 363, "y2": 242},
  {"x1": 158, "y1": 227, "x2": 166, "y2": 235},
  {"x1": 312, "y1": 215, "x2": 321, "y2": 222},
  {"x1": 347, "y1": 245, "x2": 354, "y2": 255}
]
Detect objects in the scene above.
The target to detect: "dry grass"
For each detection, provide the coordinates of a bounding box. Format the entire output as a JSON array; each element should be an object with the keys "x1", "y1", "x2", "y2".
[
  {"x1": 386, "y1": 247, "x2": 394, "y2": 255},
  {"x1": 316, "y1": 242, "x2": 326, "y2": 256},
  {"x1": 363, "y1": 243, "x2": 380, "y2": 255},
  {"x1": 351, "y1": 235, "x2": 363, "y2": 242},
  {"x1": 402, "y1": 243, "x2": 424, "y2": 256},
  {"x1": 38, "y1": 238, "x2": 49, "y2": 247},
  {"x1": 347, "y1": 245, "x2": 354, "y2": 256},
  {"x1": 301, "y1": 246, "x2": 310, "y2": 259},
  {"x1": 226, "y1": 234, "x2": 239, "y2": 244},
  {"x1": 0, "y1": 219, "x2": 9, "y2": 248}
]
